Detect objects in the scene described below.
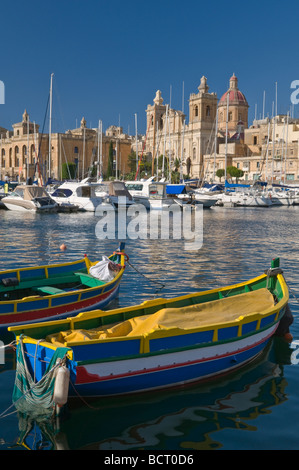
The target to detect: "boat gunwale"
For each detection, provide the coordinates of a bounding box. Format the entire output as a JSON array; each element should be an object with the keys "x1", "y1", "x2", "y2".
[
  {"x1": 8, "y1": 272, "x2": 289, "y2": 353},
  {"x1": 0, "y1": 252, "x2": 126, "y2": 314}
]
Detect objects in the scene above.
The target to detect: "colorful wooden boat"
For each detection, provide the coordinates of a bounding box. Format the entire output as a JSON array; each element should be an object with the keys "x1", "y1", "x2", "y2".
[
  {"x1": 0, "y1": 244, "x2": 126, "y2": 329},
  {"x1": 9, "y1": 258, "x2": 291, "y2": 405}
]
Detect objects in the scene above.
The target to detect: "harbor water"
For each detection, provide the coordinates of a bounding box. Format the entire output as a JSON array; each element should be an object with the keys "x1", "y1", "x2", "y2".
[{"x1": 0, "y1": 205, "x2": 299, "y2": 450}]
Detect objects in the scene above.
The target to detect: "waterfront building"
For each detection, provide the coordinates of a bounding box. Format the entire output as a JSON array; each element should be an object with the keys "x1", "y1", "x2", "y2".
[
  {"x1": 145, "y1": 75, "x2": 249, "y2": 179},
  {"x1": 0, "y1": 112, "x2": 133, "y2": 182},
  {"x1": 145, "y1": 75, "x2": 299, "y2": 184},
  {"x1": 145, "y1": 77, "x2": 218, "y2": 178}
]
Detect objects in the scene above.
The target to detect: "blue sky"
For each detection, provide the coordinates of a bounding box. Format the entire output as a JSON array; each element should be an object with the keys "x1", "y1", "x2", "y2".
[{"x1": 0, "y1": 0, "x2": 298, "y2": 135}]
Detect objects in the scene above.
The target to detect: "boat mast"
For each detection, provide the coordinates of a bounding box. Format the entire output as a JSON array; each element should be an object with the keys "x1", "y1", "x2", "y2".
[
  {"x1": 265, "y1": 120, "x2": 270, "y2": 183},
  {"x1": 97, "y1": 120, "x2": 100, "y2": 180},
  {"x1": 180, "y1": 120, "x2": 185, "y2": 183},
  {"x1": 135, "y1": 113, "x2": 138, "y2": 179},
  {"x1": 0, "y1": 134, "x2": 2, "y2": 181},
  {"x1": 284, "y1": 112, "x2": 289, "y2": 184},
  {"x1": 49, "y1": 73, "x2": 54, "y2": 181},
  {"x1": 162, "y1": 104, "x2": 169, "y2": 179},
  {"x1": 225, "y1": 92, "x2": 229, "y2": 184},
  {"x1": 213, "y1": 107, "x2": 218, "y2": 182},
  {"x1": 82, "y1": 125, "x2": 86, "y2": 180},
  {"x1": 27, "y1": 113, "x2": 29, "y2": 182},
  {"x1": 156, "y1": 121, "x2": 159, "y2": 179}
]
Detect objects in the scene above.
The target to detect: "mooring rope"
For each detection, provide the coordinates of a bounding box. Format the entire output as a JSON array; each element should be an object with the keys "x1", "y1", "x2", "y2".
[{"x1": 126, "y1": 259, "x2": 165, "y2": 290}]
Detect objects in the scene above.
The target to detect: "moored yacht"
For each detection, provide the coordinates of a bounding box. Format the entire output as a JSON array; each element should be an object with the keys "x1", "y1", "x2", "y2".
[
  {"x1": 125, "y1": 177, "x2": 155, "y2": 209},
  {"x1": 50, "y1": 181, "x2": 107, "y2": 212},
  {"x1": 1, "y1": 185, "x2": 58, "y2": 212}
]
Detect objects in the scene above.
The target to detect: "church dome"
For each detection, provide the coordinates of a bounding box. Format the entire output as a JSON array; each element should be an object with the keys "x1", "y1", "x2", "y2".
[{"x1": 219, "y1": 74, "x2": 248, "y2": 106}]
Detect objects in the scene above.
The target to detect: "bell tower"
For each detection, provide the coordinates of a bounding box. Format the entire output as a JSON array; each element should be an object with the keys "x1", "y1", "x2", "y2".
[{"x1": 189, "y1": 76, "x2": 218, "y2": 125}]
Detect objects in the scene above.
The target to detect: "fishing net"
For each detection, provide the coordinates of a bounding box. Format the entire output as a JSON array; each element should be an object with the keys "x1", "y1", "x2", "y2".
[{"x1": 12, "y1": 336, "x2": 70, "y2": 418}]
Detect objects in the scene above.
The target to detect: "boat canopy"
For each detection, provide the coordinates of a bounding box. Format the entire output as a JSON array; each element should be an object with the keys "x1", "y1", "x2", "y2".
[
  {"x1": 166, "y1": 184, "x2": 187, "y2": 195},
  {"x1": 109, "y1": 182, "x2": 133, "y2": 199},
  {"x1": 15, "y1": 185, "x2": 50, "y2": 200},
  {"x1": 46, "y1": 288, "x2": 275, "y2": 346},
  {"x1": 224, "y1": 180, "x2": 250, "y2": 189}
]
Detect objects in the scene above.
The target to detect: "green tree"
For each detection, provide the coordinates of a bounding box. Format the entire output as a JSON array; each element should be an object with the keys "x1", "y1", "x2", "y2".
[
  {"x1": 107, "y1": 141, "x2": 114, "y2": 179},
  {"x1": 62, "y1": 162, "x2": 77, "y2": 180},
  {"x1": 227, "y1": 166, "x2": 244, "y2": 182},
  {"x1": 216, "y1": 168, "x2": 225, "y2": 181}
]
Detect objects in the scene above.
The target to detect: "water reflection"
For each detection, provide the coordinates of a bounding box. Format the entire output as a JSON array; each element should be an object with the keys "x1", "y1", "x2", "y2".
[
  {"x1": 9, "y1": 340, "x2": 291, "y2": 451},
  {"x1": 1, "y1": 205, "x2": 299, "y2": 450}
]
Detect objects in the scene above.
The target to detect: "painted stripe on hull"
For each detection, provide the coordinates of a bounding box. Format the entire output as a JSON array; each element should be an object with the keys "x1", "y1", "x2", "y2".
[
  {"x1": 0, "y1": 285, "x2": 120, "y2": 328},
  {"x1": 72, "y1": 325, "x2": 277, "y2": 397}
]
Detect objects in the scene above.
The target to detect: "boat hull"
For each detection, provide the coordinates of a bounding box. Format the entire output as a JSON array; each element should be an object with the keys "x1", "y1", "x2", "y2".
[
  {"x1": 9, "y1": 260, "x2": 290, "y2": 400},
  {"x1": 0, "y1": 282, "x2": 121, "y2": 329},
  {"x1": 0, "y1": 250, "x2": 126, "y2": 328},
  {"x1": 73, "y1": 325, "x2": 276, "y2": 397}
]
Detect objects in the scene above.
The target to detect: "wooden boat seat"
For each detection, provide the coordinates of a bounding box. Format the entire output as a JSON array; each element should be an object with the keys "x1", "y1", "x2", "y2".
[
  {"x1": 46, "y1": 288, "x2": 275, "y2": 345},
  {"x1": 33, "y1": 286, "x2": 65, "y2": 295}
]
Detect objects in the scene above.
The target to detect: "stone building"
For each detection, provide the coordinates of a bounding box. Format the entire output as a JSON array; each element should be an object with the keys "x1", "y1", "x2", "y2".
[
  {"x1": 0, "y1": 112, "x2": 133, "y2": 182},
  {"x1": 145, "y1": 75, "x2": 248, "y2": 179},
  {"x1": 217, "y1": 74, "x2": 249, "y2": 133}
]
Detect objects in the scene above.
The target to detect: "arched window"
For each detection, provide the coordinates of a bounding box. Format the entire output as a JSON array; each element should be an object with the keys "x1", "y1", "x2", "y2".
[
  {"x1": 30, "y1": 144, "x2": 35, "y2": 163},
  {"x1": 193, "y1": 147, "x2": 196, "y2": 160},
  {"x1": 22, "y1": 145, "x2": 27, "y2": 165},
  {"x1": 206, "y1": 106, "x2": 210, "y2": 117},
  {"x1": 14, "y1": 146, "x2": 19, "y2": 167},
  {"x1": 1, "y1": 149, "x2": 5, "y2": 169},
  {"x1": 74, "y1": 146, "x2": 79, "y2": 154},
  {"x1": 9, "y1": 148, "x2": 12, "y2": 167},
  {"x1": 228, "y1": 112, "x2": 233, "y2": 121},
  {"x1": 194, "y1": 105, "x2": 198, "y2": 117}
]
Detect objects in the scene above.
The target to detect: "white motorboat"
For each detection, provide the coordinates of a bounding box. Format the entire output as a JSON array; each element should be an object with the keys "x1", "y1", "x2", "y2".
[
  {"x1": 1, "y1": 185, "x2": 58, "y2": 212},
  {"x1": 148, "y1": 182, "x2": 176, "y2": 209},
  {"x1": 125, "y1": 177, "x2": 155, "y2": 209},
  {"x1": 50, "y1": 181, "x2": 108, "y2": 212},
  {"x1": 95, "y1": 181, "x2": 135, "y2": 208}
]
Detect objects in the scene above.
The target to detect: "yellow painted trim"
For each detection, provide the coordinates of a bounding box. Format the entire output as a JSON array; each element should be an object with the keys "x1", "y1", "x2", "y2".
[
  {"x1": 19, "y1": 335, "x2": 74, "y2": 361},
  {"x1": 8, "y1": 272, "x2": 289, "y2": 347}
]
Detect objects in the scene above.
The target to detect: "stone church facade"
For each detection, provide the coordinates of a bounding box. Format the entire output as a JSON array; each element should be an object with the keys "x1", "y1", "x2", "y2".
[{"x1": 145, "y1": 74, "x2": 249, "y2": 179}]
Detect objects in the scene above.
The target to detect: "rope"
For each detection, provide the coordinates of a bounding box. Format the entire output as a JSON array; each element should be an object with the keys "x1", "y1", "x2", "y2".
[
  {"x1": 0, "y1": 357, "x2": 62, "y2": 421},
  {"x1": 126, "y1": 259, "x2": 165, "y2": 289},
  {"x1": 0, "y1": 340, "x2": 17, "y2": 351}
]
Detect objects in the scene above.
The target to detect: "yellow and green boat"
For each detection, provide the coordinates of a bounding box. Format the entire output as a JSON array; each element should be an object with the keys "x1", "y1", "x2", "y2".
[
  {"x1": 9, "y1": 258, "x2": 292, "y2": 405},
  {"x1": 0, "y1": 244, "x2": 126, "y2": 329}
]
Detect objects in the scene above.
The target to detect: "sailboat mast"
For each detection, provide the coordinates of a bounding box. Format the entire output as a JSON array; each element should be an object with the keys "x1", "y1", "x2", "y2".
[
  {"x1": 135, "y1": 113, "x2": 138, "y2": 179},
  {"x1": 180, "y1": 120, "x2": 185, "y2": 183},
  {"x1": 48, "y1": 73, "x2": 54, "y2": 181},
  {"x1": 225, "y1": 92, "x2": 229, "y2": 183},
  {"x1": 284, "y1": 112, "x2": 289, "y2": 183},
  {"x1": 213, "y1": 108, "x2": 218, "y2": 181},
  {"x1": 0, "y1": 134, "x2": 2, "y2": 181},
  {"x1": 97, "y1": 120, "x2": 100, "y2": 180},
  {"x1": 27, "y1": 113, "x2": 29, "y2": 181},
  {"x1": 162, "y1": 105, "x2": 169, "y2": 179},
  {"x1": 273, "y1": 82, "x2": 278, "y2": 185},
  {"x1": 82, "y1": 126, "x2": 86, "y2": 180},
  {"x1": 265, "y1": 120, "x2": 270, "y2": 183}
]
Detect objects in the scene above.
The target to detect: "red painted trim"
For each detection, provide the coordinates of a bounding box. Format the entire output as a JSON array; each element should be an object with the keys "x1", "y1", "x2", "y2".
[
  {"x1": 75, "y1": 328, "x2": 275, "y2": 385},
  {"x1": 0, "y1": 285, "x2": 118, "y2": 326}
]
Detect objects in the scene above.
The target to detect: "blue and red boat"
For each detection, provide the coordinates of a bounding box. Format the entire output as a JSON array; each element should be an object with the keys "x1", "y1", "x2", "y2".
[
  {"x1": 0, "y1": 244, "x2": 126, "y2": 329},
  {"x1": 8, "y1": 258, "x2": 292, "y2": 409}
]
